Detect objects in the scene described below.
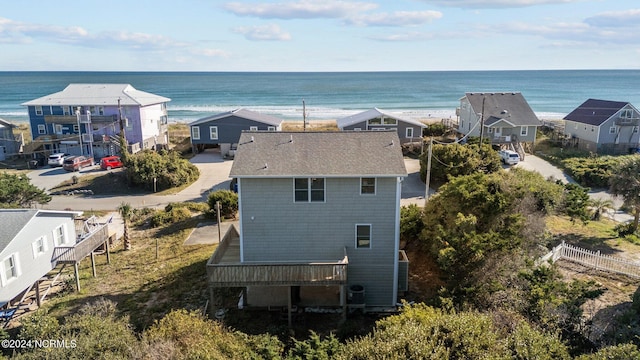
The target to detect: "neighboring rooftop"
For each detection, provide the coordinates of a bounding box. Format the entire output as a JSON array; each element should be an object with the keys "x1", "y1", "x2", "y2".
[
  {"x1": 464, "y1": 92, "x2": 542, "y2": 126},
  {"x1": 230, "y1": 131, "x2": 407, "y2": 177},
  {"x1": 563, "y1": 99, "x2": 631, "y2": 126},
  {"x1": 22, "y1": 84, "x2": 170, "y2": 107},
  {"x1": 189, "y1": 108, "x2": 283, "y2": 127},
  {"x1": 0, "y1": 209, "x2": 83, "y2": 254},
  {"x1": 336, "y1": 108, "x2": 427, "y2": 129}
]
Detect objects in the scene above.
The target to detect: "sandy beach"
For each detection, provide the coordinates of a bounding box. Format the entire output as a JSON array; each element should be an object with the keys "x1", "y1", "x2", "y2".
[{"x1": 281, "y1": 117, "x2": 445, "y2": 131}]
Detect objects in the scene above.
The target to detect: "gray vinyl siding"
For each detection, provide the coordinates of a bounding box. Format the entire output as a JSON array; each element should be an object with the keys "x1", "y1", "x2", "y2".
[
  {"x1": 0, "y1": 214, "x2": 75, "y2": 305},
  {"x1": 191, "y1": 116, "x2": 280, "y2": 145},
  {"x1": 565, "y1": 116, "x2": 640, "y2": 154},
  {"x1": 342, "y1": 121, "x2": 422, "y2": 144},
  {"x1": 240, "y1": 176, "x2": 399, "y2": 307},
  {"x1": 564, "y1": 120, "x2": 599, "y2": 145}
]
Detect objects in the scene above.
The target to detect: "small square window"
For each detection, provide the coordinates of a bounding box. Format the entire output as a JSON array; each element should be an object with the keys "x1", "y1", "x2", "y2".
[
  {"x1": 356, "y1": 225, "x2": 371, "y2": 248},
  {"x1": 610, "y1": 126, "x2": 617, "y2": 134},
  {"x1": 361, "y1": 178, "x2": 375, "y2": 194},
  {"x1": 35, "y1": 106, "x2": 43, "y2": 116},
  {"x1": 37, "y1": 124, "x2": 46, "y2": 135}
]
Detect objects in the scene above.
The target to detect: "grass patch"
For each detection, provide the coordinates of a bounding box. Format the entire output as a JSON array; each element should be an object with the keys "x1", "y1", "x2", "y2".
[
  {"x1": 41, "y1": 214, "x2": 216, "y2": 331},
  {"x1": 50, "y1": 170, "x2": 151, "y2": 195}
]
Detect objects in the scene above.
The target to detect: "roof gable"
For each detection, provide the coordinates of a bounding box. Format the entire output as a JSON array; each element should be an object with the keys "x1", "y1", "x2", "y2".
[
  {"x1": 563, "y1": 98, "x2": 630, "y2": 126},
  {"x1": 0, "y1": 209, "x2": 82, "y2": 254},
  {"x1": 189, "y1": 108, "x2": 283, "y2": 127},
  {"x1": 464, "y1": 92, "x2": 541, "y2": 127},
  {"x1": 230, "y1": 131, "x2": 407, "y2": 177},
  {"x1": 0, "y1": 118, "x2": 17, "y2": 129},
  {"x1": 22, "y1": 84, "x2": 170, "y2": 107},
  {"x1": 336, "y1": 108, "x2": 427, "y2": 129}
]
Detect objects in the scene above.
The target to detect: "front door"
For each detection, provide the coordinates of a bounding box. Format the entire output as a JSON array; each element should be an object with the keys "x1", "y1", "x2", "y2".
[{"x1": 494, "y1": 127, "x2": 502, "y2": 138}]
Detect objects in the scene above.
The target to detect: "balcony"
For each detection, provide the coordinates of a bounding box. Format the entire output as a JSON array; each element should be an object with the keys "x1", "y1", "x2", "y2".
[
  {"x1": 44, "y1": 114, "x2": 117, "y2": 124},
  {"x1": 207, "y1": 225, "x2": 348, "y2": 287},
  {"x1": 52, "y1": 218, "x2": 110, "y2": 264},
  {"x1": 614, "y1": 117, "x2": 639, "y2": 126}
]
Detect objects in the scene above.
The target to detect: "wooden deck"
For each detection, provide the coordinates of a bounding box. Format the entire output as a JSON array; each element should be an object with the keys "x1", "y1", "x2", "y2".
[
  {"x1": 52, "y1": 222, "x2": 109, "y2": 264},
  {"x1": 207, "y1": 225, "x2": 348, "y2": 287}
]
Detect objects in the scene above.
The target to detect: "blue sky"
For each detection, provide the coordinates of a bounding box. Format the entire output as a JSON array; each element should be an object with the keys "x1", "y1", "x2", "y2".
[{"x1": 1, "y1": 0, "x2": 639, "y2": 71}]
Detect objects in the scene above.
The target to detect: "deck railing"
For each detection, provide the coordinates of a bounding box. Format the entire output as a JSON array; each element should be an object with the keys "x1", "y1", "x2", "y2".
[{"x1": 52, "y1": 224, "x2": 109, "y2": 264}]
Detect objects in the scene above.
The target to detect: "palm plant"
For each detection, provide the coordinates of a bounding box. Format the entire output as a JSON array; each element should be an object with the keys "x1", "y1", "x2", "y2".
[
  {"x1": 589, "y1": 197, "x2": 614, "y2": 221},
  {"x1": 117, "y1": 202, "x2": 132, "y2": 250}
]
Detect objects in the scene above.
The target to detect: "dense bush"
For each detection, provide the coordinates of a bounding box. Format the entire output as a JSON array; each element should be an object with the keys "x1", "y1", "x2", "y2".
[
  {"x1": 207, "y1": 189, "x2": 239, "y2": 219},
  {"x1": 423, "y1": 123, "x2": 448, "y2": 137},
  {"x1": 420, "y1": 142, "x2": 501, "y2": 185},
  {"x1": 150, "y1": 207, "x2": 192, "y2": 228},
  {"x1": 561, "y1": 155, "x2": 629, "y2": 188},
  {"x1": 124, "y1": 150, "x2": 199, "y2": 191}
]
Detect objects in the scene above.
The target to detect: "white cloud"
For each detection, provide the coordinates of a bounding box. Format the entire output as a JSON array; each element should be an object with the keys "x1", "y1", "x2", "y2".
[
  {"x1": 232, "y1": 24, "x2": 292, "y2": 41},
  {"x1": 223, "y1": 0, "x2": 377, "y2": 19},
  {"x1": 345, "y1": 10, "x2": 442, "y2": 27},
  {"x1": 420, "y1": 0, "x2": 577, "y2": 8},
  {"x1": 0, "y1": 17, "x2": 229, "y2": 57},
  {"x1": 585, "y1": 9, "x2": 640, "y2": 28}
]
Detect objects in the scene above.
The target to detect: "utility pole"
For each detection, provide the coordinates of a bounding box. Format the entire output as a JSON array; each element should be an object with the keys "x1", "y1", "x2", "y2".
[
  {"x1": 118, "y1": 98, "x2": 128, "y2": 156},
  {"x1": 424, "y1": 137, "x2": 433, "y2": 207},
  {"x1": 216, "y1": 201, "x2": 222, "y2": 243},
  {"x1": 302, "y1": 99, "x2": 307, "y2": 131}
]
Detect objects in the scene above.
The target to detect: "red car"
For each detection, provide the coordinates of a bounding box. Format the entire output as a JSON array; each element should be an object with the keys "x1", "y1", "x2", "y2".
[
  {"x1": 62, "y1": 156, "x2": 94, "y2": 172},
  {"x1": 100, "y1": 156, "x2": 123, "y2": 170}
]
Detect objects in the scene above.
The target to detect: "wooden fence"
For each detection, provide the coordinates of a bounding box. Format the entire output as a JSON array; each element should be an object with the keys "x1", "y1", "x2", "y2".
[{"x1": 537, "y1": 241, "x2": 640, "y2": 278}]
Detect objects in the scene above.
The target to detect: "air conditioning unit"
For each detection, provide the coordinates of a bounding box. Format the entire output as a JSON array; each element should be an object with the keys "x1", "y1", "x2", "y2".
[{"x1": 82, "y1": 134, "x2": 93, "y2": 143}]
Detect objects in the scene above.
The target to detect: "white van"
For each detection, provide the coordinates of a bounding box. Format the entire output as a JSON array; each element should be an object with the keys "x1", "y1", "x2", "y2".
[{"x1": 48, "y1": 153, "x2": 69, "y2": 167}]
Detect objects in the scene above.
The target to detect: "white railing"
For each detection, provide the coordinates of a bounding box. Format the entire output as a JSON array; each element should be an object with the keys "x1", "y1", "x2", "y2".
[{"x1": 537, "y1": 241, "x2": 640, "y2": 278}]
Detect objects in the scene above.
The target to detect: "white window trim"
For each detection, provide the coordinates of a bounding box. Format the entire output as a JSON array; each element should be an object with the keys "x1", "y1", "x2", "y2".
[
  {"x1": 267, "y1": 126, "x2": 276, "y2": 131},
  {"x1": 520, "y1": 126, "x2": 528, "y2": 137},
  {"x1": 53, "y1": 224, "x2": 66, "y2": 247},
  {"x1": 32, "y1": 236, "x2": 47, "y2": 259},
  {"x1": 293, "y1": 178, "x2": 326, "y2": 203},
  {"x1": 405, "y1": 127, "x2": 414, "y2": 138},
  {"x1": 355, "y1": 224, "x2": 372, "y2": 249},
  {"x1": 249, "y1": 126, "x2": 258, "y2": 131},
  {"x1": 191, "y1": 126, "x2": 200, "y2": 140},
  {"x1": 609, "y1": 126, "x2": 617, "y2": 134},
  {"x1": 35, "y1": 106, "x2": 43, "y2": 116},
  {"x1": 209, "y1": 126, "x2": 218, "y2": 140},
  {"x1": 383, "y1": 117, "x2": 398, "y2": 126},
  {"x1": 37, "y1": 124, "x2": 46, "y2": 135},
  {"x1": 353, "y1": 128, "x2": 362, "y2": 131},
  {"x1": 360, "y1": 177, "x2": 376, "y2": 195},
  {"x1": 1, "y1": 254, "x2": 21, "y2": 286}
]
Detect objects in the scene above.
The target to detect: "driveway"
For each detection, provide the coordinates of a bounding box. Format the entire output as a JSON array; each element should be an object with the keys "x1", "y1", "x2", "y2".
[{"x1": 38, "y1": 149, "x2": 233, "y2": 211}]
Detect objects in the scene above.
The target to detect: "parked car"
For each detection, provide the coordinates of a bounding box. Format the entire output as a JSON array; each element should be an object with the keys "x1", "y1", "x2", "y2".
[
  {"x1": 62, "y1": 156, "x2": 94, "y2": 172},
  {"x1": 498, "y1": 149, "x2": 520, "y2": 165},
  {"x1": 48, "y1": 153, "x2": 70, "y2": 167},
  {"x1": 100, "y1": 156, "x2": 123, "y2": 170}
]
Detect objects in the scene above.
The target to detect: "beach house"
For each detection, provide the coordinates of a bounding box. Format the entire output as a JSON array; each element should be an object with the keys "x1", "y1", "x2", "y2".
[
  {"x1": 206, "y1": 131, "x2": 409, "y2": 321},
  {"x1": 0, "y1": 209, "x2": 110, "y2": 323},
  {"x1": 22, "y1": 84, "x2": 170, "y2": 159},
  {"x1": 336, "y1": 108, "x2": 427, "y2": 144},
  {"x1": 457, "y1": 92, "x2": 542, "y2": 158},
  {"x1": 563, "y1": 99, "x2": 640, "y2": 154},
  {"x1": 0, "y1": 118, "x2": 20, "y2": 160},
  {"x1": 189, "y1": 108, "x2": 283, "y2": 157}
]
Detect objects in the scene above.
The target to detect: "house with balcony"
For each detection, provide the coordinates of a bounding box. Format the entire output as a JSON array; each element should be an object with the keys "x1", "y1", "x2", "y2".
[
  {"x1": 0, "y1": 209, "x2": 111, "y2": 324},
  {"x1": 21, "y1": 84, "x2": 170, "y2": 159},
  {"x1": 189, "y1": 108, "x2": 283, "y2": 157},
  {"x1": 207, "y1": 130, "x2": 409, "y2": 322},
  {"x1": 457, "y1": 92, "x2": 542, "y2": 159},
  {"x1": 336, "y1": 108, "x2": 427, "y2": 144},
  {"x1": 563, "y1": 99, "x2": 640, "y2": 154}
]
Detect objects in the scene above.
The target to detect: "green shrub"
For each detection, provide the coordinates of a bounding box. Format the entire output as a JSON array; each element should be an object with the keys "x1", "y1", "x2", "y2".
[
  {"x1": 150, "y1": 207, "x2": 192, "y2": 228},
  {"x1": 164, "y1": 201, "x2": 209, "y2": 213},
  {"x1": 207, "y1": 190, "x2": 239, "y2": 219},
  {"x1": 125, "y1": 150, "x2": 199, "y2": 191}
]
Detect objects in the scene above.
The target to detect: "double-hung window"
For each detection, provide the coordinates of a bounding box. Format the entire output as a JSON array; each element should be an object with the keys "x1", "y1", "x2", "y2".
[
  {"x1": 209, "y1": 126, "x2": 218, "y2": 140},
  {"x1": 191, "y1": 126, "x2": 200, "y2": 140},
  {"x1": 2, "y1": 254, "x2": 19, "y2": 285},
  {"x1": 294, "y1": 178, "x2": 325, "y2": 202},
  {"x1": 33, "y1": 236, "x2": 47, "y2": 258},
  {"x1": 361, "y1": 178, "x2": 376, "y2": 195},
  {"x1": 356, "y1": 225, "x2": 371, "y2": 248},
  {"x1": 53, "y1": 225, "x2": 66, "y2": 246}
]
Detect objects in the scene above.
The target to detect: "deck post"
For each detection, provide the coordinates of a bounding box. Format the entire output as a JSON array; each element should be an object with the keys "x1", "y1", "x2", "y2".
[
  {"x1": 105, "y1": 240, "x2": 111, "y2": 264},
  {"x1": 90, "y1": 252, "x2": 97, "y2": 277},
  {"x1": 288, "y1": 286, "x2": 292, "y2": 327},
  {"x1": 35, "y1": 280, "x2": 41, "y2": 308},
  {"x1": 341, "y1": 284, "x2": 347, "y2": 322},
  {"x1": 74, "y1": 263, "x2": 81, "y2": 291}
]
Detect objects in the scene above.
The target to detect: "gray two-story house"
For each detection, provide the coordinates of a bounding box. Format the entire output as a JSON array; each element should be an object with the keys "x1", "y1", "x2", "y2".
[
  {"x1": 458, "y1": 92, "x2": 542, "y2": 158},
  {"x1": 207, "y1": 131, "x2": 409, "y2": 320},
  {"x1": 563, "y1": 99, "x2": 640, "y2": 154},
  {"x1": 336, "y1": 108, "x2": 427, "y2": 144}
]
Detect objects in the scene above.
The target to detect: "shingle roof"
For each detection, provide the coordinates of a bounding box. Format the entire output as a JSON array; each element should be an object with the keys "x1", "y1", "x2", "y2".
[
  {"x1": 0, "y1": 209, "x2": 38, "y2": 254},
  {"x1": 336, "y1": 108, "x2": 427, "y2": 129},
  {"x1": 464, "y1": 92, "x2": 542, "y2": 127},
  {"x1": 563, "y1": 99, "x2": 630, "y2": 126},
  {"x1": 22, "y1": 84, "x2": 170, "y2": 107},
  {"x1": 230, "y1": 131, "x2": 407, "y2": 177},
  {"x1": 189, "y1": 108, "x2": 283, "y2": 127}
]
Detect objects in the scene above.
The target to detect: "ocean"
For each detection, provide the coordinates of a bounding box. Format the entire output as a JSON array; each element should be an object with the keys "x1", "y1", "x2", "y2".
[{"x1": 0, "y1": 70, "x2": 639, "y2": 124}]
